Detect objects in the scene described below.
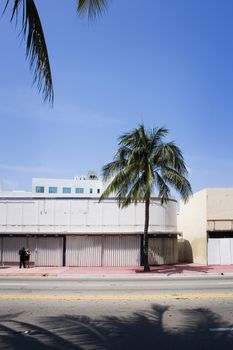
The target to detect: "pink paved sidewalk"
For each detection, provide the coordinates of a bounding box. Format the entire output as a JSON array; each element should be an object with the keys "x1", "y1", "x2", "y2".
[{"x1": 1, "y1": 264, "x2": 233, "y2": 277}]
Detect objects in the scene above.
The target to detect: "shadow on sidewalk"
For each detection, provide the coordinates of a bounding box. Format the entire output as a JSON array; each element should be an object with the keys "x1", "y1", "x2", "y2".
[
  {"x1": 135, "y1": 264, "x2": 213, "y2": 275},
  {"x1": 135, "y1": 263, "x2": 233, "y2": 275}
]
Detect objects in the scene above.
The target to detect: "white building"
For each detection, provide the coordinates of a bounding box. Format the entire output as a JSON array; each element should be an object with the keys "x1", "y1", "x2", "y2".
[
  {"x1": 178, "y1": 188, "x2": 233, "y2": 265},
  {"x1": 0, "y1": 174, "x2": 178, "y2": 267},
  {"x1": 32, "y1": 171, "x2": 102, "y2": 197}
]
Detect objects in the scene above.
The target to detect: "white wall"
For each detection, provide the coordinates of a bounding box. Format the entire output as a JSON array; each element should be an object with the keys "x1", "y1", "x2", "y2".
[{"x1": 0, "y1": 196, "x2": 177, "y2": 234}]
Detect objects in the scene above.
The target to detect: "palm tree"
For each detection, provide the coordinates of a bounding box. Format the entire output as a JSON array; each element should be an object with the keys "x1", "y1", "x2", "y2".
[
  {"x1": 100, "y1": 124, "x2": 192, "y2": 272},
  {"x1": 2, "y1": 0, "x2": 107, "y2": 104}
]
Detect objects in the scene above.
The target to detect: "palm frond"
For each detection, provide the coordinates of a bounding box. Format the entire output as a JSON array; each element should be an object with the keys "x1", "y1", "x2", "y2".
[
  {"x1": 4, "y1": 0, "x2": 54, "y2": 104},
  {"x1": 2, "y1": 0, "x2": 10, "y2": 16},
  {"x1": 122, "y1": 178, "x2": 144, "y2": 207},
  {"x1": 163, "y1": 167, "x2": 192, "y2": 202},
  {"x1": 152, "y1": 142, "x2": 188, "y2": 174},
  {"x1": 155, "y1": 172, "x2": 171, "y2": 204},
  {"x1": 77, "y1": 0, "x2": 107, "y2": 19},
  {"x1": 100, "y1": 124, "x2": 192, "y2": 207},
  {"x1": 100, "y1": 171, "x2": 128, "y2": 203},
  {"x1": 150, "y1": 126, "x2": 168, "y2": 148},
  {"x1": 102, "y1": 160, "x2": 125, "y2": 181}
]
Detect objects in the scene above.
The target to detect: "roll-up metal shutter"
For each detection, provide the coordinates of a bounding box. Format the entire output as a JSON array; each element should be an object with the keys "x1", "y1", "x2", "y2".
[
  {"x1": 0, "y1": 236, "x2": 3, "y2": 264},
  {"x1": 148, "y1": 238, "x2": 164, "y2": 265},
  {"x1": 2, "y1": 236, "x2": 33, "y2": 263},
  {"x1": 2, "y1": 237, "x2": 36, "y2": 264},
  {"x1": 66, "y1": 236, "x2": 102, "y2": 266},
  {"x1": 163, "y1": 237, "x2": 178, "y2": 264},
  {"x1": 35, "y1": 237, "x2": 63, "y2": 266},
  {"x1": 149, "y1": 237, "x2": 178, "y2": 265},
  {"x1": 66, "y1": 235, "x2": 140, "y2": 267},
  {"x1": 66, "y1": 236, "x2": 79, "y2": 266},
  {"x1": 102, "y1": 236, "x2": 140, "y2": 266}
]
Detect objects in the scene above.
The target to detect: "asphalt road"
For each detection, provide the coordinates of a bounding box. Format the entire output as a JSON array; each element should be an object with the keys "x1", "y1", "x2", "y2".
[{"x1": 0, "y1": 276, "x2": 233, "y2": 349}]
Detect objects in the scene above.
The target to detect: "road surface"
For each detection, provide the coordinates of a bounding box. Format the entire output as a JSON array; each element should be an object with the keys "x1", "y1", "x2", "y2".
[{"x1": 0, "y1": 275, "x2": 233, "y2": 349}]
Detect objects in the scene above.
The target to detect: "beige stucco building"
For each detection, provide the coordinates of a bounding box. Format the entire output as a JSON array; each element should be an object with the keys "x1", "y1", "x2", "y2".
[{"x1": 178, "y1": 188, "x2": 233, "y2": 265}]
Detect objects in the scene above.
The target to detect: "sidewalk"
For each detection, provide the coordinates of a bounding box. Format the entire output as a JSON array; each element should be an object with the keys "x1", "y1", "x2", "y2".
[{"x1": 1, "y1": 264, "x2": 233, "y2": 278}]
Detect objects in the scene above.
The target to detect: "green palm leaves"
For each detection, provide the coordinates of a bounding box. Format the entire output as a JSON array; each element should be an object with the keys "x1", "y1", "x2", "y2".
[
  {"x1": 3, "y1": 0, "x2": 53, "y2": 103},
  {"x1": 100, "y1": 124, "x2": 192, "y2": 271},
  {"x1": 77, "y1": 0, "x2": 107, "y2": 19},
  {"x1": 2, "y1": 0, "x2": 107, "y2": 103},
  {"x1": 101, "y1": 124, "x2": 192, "y2": 206}
]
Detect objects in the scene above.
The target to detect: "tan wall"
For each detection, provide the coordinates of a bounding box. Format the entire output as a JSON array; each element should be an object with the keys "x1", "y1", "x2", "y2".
[
  {"x1": 207, "y1": 189, "x2": 233, "y2": 230},
  {"x1": 177, "y1": 190, "x2": 207, "y2": 264}
]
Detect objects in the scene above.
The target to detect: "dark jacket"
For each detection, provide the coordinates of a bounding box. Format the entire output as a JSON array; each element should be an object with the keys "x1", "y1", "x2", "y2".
[{"x1": 19, "y1": 248, "x2": 27, "y2": 260}]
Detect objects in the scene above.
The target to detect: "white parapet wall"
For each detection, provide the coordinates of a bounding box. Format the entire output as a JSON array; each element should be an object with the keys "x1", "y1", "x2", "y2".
[{"x1": 0, "y1": 193, "x2": 177, "y2": 235}]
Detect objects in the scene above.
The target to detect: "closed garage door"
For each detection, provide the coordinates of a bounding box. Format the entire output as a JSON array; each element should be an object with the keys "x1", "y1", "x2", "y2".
[
  {"x1": 0, "y1": 237, "x2": 2, "y2": 264},
  {"x1": 66, "y1": 236, "x2": 102, "y2": 266},
  {"x1": 35, "y1": 237, "x2": 63, "y2": 266},
  {"x1": 2, "y1": 237, "x2": 36, "y2": 264},
  {"x1": 66, "y1": 235, "x2": 140, "y2": 267},
  {"x1": 1, "y1": 236, "x2": 63, "y2": 266},
  {"x1": 148, "y1": 237, "x2": 178, "y2": 265},
  {"x1": 208, "y1": 238, "x2": 233, "y2": 265},
  {"x1": 102, "y1": 236, "x2": 140, "y2": 266}
]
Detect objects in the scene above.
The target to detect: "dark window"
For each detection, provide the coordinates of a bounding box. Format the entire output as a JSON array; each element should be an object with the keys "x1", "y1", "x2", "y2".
[
  {"x1": 63, "y1": 187, "x2": 71, "y2": 193},
  {"x1": 49, "y1": 187, "x2": 57, "y2": 193},
  {"x1": 35, "y1": 186, "x2": 44, "y2": 193}
]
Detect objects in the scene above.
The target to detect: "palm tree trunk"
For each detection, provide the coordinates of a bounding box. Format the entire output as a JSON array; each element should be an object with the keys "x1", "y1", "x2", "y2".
[{"x1": 143, "y1": 197, "x2": 150, "y2": 272}]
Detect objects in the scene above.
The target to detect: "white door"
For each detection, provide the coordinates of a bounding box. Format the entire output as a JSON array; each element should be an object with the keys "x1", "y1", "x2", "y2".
[
  {"x1": 208, "y1": 239, "x2": 220, "y2": 264},
  {"x1": 208, "y1": 238, "x2": 233, "y2": 265},
  {"x1": 220, "y1": 239, "x2": 231, "y2": 264}
]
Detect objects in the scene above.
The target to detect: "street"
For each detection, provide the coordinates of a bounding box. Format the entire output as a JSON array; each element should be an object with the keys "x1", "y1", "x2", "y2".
[{"x1": 0, "y1": 275, "x2": 233, "y2": 349}]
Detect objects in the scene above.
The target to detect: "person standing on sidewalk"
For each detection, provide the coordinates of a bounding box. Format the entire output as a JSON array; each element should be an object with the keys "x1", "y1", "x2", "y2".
[
  {"x1": 25, "y1": 248, "x2": 31, "y2": 268},
  {"x1": 19, "y1": 247, "x2": 27, "y2": 268}
]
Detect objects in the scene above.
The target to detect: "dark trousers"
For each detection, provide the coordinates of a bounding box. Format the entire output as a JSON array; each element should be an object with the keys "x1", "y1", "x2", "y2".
[{"x1": 19, "y1": 259, "x2": 25, "y2": 268}]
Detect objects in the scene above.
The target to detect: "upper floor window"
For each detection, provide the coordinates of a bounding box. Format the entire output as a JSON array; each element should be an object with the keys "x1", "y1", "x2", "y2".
[
  {"x1": 35, "y1": 186, "x2": 44, "y2": 193},
  {"x1": 97, "y1": 189, "x2": 100, "y2": 194},
  {"x1": 49, "y1": 186, "x2": 57, "y2": 193},
  {"x1": 75, "y1": 187, "x2": 84, "y2": 194},
  {"x1": 63, "y1": 187, "x2": 71, "y2": 194},
  {"x1": 90, "y1": 188, "x2": 93, "y2": 194}
]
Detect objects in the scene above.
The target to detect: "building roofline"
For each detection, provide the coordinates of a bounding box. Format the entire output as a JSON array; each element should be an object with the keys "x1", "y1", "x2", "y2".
[{"x1": 0, "y1": 196, "x2": 177, "y2": 203}]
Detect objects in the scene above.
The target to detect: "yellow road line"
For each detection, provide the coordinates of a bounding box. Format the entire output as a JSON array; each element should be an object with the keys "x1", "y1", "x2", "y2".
[{"x1": 0, "y1": 294, "x2": 233, "y2": 301}]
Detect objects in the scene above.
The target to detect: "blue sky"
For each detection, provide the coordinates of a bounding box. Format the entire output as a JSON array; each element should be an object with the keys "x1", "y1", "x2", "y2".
[{"x1": 1, "y1": 0, "x2": 233, "y2": 193}]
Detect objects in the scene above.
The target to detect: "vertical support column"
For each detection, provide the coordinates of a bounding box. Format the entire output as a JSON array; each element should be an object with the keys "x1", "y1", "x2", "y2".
[
  {"x1": 63, "y1": 236, "x2": 66, "y2": 267},
  {"x1": 0, "y1": 236, "x2": 3, "y2": 265},
  {"x1": 34, "y1": 236, "x2": 38, "y2": 267},
  {"x1": 140, "y1": 235, "x2": 144, "y2": 266}
]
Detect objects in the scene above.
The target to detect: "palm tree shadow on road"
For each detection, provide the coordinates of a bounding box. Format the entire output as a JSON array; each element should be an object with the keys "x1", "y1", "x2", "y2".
[{"x1": 0, "y1": 305, "x2": 232, "y2": 350}]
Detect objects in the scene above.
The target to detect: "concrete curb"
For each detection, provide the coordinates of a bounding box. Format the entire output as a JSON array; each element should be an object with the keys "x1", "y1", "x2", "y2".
[
  {"x1": 1, "y1": 272, "x2": 233, "y2": 279},
  {"x1": 1, "y1": 263, "x2": 233, "y2": 278}
]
